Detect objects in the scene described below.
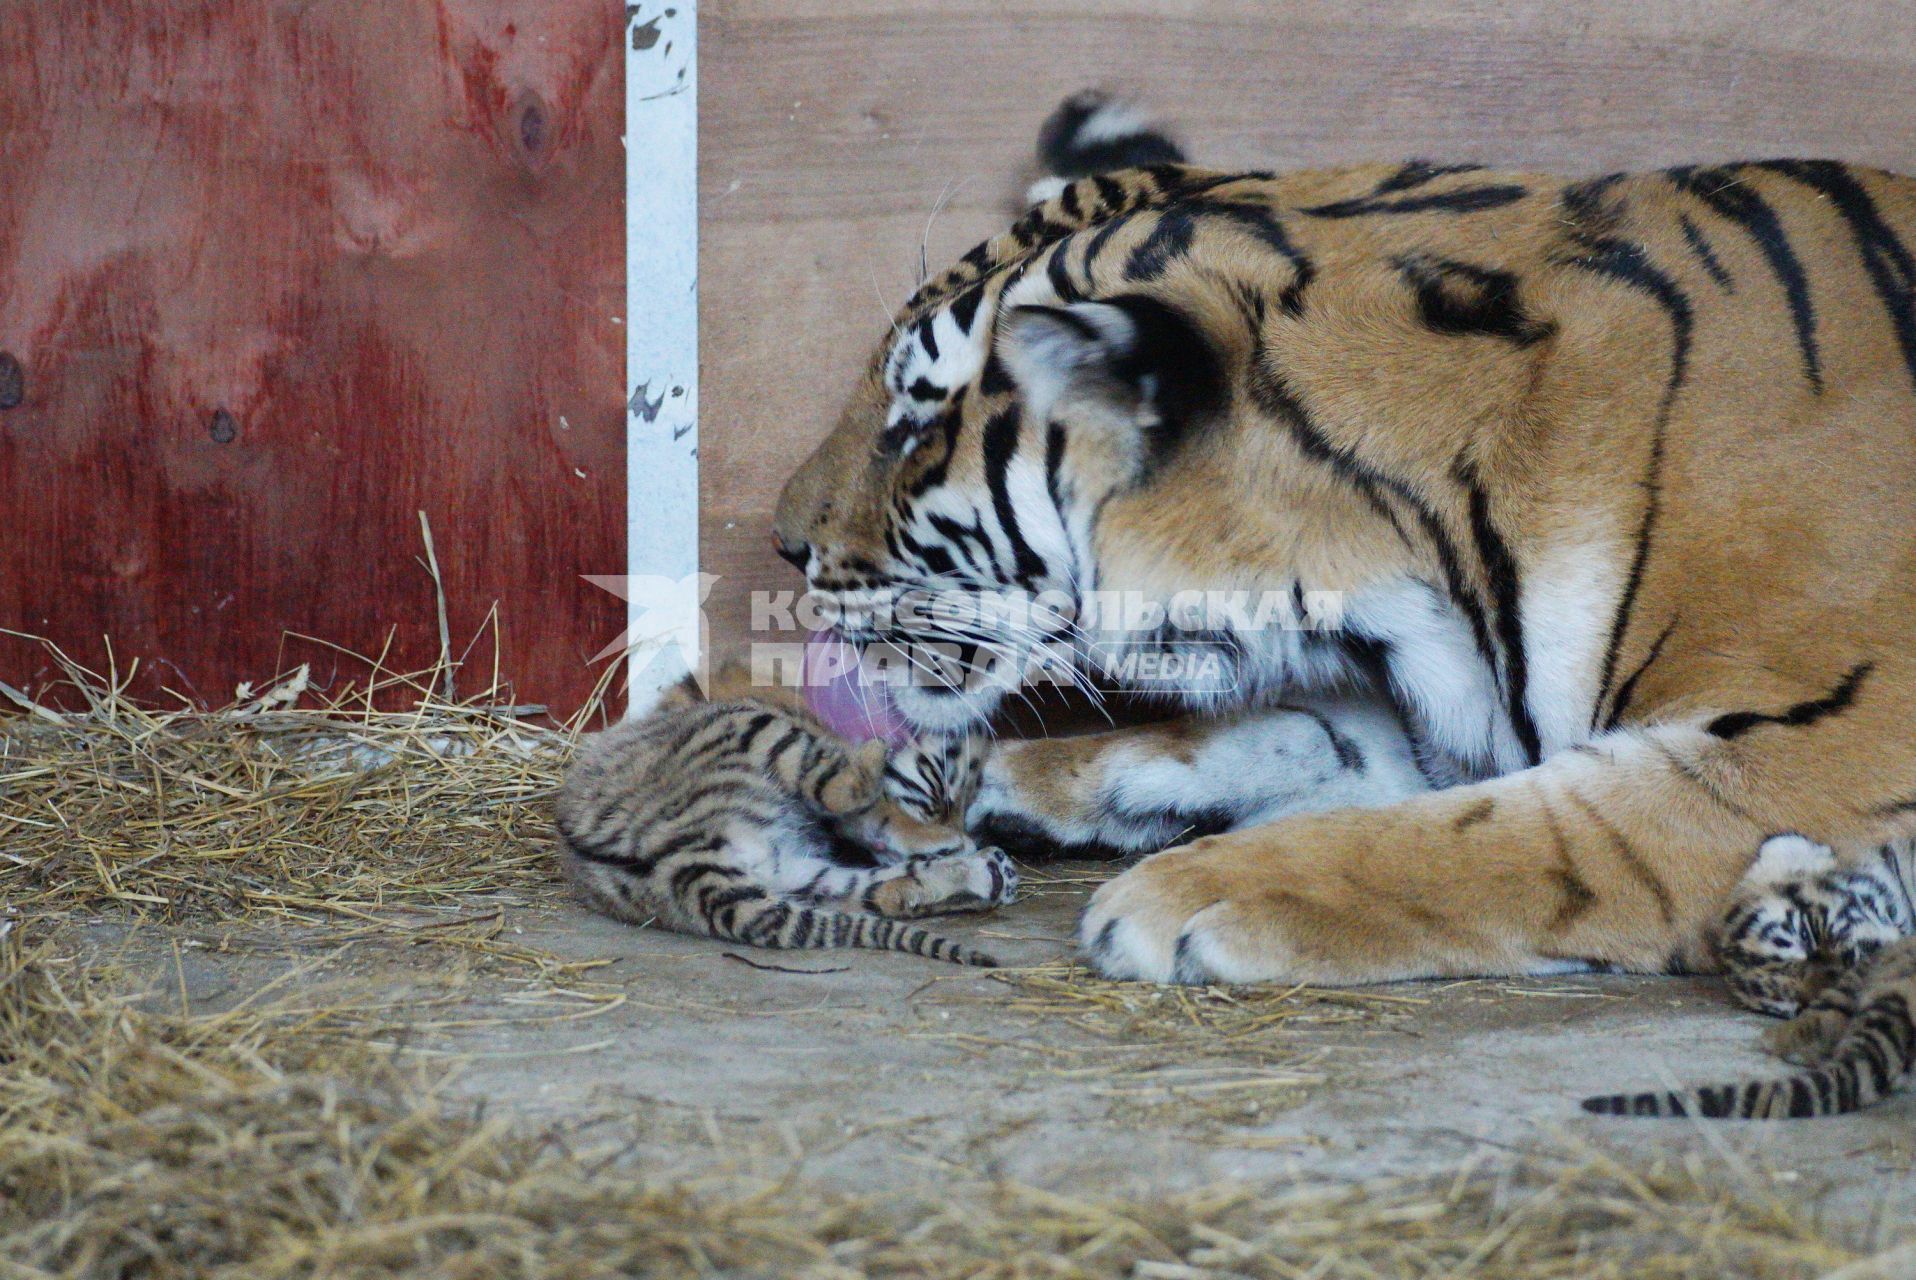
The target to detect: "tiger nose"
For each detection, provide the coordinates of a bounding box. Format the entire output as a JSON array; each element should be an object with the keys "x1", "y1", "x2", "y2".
[{"x1": 773, "y1": 532, "x2": 810, "y2": 572}]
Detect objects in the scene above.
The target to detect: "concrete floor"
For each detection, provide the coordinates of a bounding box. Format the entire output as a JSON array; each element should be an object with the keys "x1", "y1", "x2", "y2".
[
  {"x1": 451, "y1": 865, "x2": 1914, "y2": 1212},
  {"x1": 104, "y1": 860, "x2": 1916, "y2": 1218}
]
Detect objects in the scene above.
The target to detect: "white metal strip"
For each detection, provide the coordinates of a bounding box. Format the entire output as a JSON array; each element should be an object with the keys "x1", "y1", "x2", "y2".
[{"x1": 623, "y1": 1, "x2": 700, "y2": 710}]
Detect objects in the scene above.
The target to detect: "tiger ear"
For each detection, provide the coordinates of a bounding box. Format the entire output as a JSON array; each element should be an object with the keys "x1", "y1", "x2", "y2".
[
  {"x1": 995, "y1": 296, "x2": 1223, "y2": 444},
  {"x1": 996, "y1": 301, "x2": 1142, "y2": 423}
]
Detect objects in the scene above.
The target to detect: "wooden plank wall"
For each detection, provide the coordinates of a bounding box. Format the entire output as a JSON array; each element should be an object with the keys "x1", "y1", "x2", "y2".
[
  {"x1": 701, "y1": 0, "x2": 1916, "y2": 656},
  {"x1": 0, "y1": 2, "x2": 626, "y2": 718}
]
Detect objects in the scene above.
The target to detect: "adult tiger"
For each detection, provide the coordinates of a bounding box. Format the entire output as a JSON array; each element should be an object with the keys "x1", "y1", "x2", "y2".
[{"x1": 774, "y1": 92, "x2": 1916, "y2": 987}]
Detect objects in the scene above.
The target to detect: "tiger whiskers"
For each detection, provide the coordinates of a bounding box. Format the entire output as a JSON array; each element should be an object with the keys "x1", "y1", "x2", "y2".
[
  {"x1": 908, "y1": 618, "x2": 1113, "y2": 732},
  {"x1": 884, "y1": 633, "x2": 1007, "y2": 733},
  {"x1": 917, "y1": 175, "x2": 973, "y2": 289}
]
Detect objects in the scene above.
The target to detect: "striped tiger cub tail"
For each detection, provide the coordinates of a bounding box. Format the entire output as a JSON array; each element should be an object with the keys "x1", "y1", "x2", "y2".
[
  {"x1": 720, "y1": 893, "x2": 1000, "y2": 969},
  {"x1": 1583, "y1": 946, "x2": 1916, "y2": 1119},
  {"x1": 1026, "y1": 90, "x2": 1184, "y2": 204}
]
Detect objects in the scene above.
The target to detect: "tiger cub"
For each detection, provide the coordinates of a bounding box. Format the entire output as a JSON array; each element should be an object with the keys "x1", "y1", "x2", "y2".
[
  {"x1": 555, "y1": 668, "x2": 1017, "y2": 965},
  {"x1": 1584, "y1": 836, "x2": 1916, "y2": 1118},
  {"x1": 1715, "y1": 836, "x2": 1913, "y2": 1020}
]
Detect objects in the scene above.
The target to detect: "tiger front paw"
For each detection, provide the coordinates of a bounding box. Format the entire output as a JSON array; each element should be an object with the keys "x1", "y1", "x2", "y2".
[
  {"x1": 966, "y1": 743, "x2": 1147, "y2": 861},
  {"x1": 1078, "y1": 838, "x2": 1296, "y2": 984}
]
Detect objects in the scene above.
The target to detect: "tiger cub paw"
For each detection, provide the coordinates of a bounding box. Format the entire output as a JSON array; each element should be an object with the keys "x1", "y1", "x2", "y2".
[
  {"x1": 1760, "y1": 1006, "x2": 1850, "y2": 1066},
  {"x1": 915, "y1": 845, "x2": 1020, "y2": 914},
  {"x1": 867, "y1": 848, "x2": 1019, "y2": 918},
  {"x1": 961, "y1": 845, "x2": 1021, "y2": 908}
]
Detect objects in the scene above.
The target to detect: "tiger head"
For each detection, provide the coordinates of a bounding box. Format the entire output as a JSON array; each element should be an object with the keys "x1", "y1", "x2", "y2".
[
  {"x1": 774, "y1": 173, "x2": 1226, "y2": 729},
  {"x1": 777, "y1": 180, "x2": 1396, "y2": 731},
  {"x1": 775, "y1": 103, "x2": 1545, "y2": 741}
]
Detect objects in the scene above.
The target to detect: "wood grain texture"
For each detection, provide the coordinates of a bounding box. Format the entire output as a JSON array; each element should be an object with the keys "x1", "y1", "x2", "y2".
[
  {"x1": 699, "y1": 0, "x2": 1916, "y2": 653},
  {"x1": 0, "y1": 2, "x2": 626, "y2": 716}
]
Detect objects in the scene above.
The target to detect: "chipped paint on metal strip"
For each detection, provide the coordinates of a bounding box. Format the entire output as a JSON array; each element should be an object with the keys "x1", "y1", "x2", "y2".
[{"x1": 625, "y1": 1, "x2": 698, "y2": 706}]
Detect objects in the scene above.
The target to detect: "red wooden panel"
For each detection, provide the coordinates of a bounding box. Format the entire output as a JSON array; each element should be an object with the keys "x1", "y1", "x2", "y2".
[{"x1": 0, "y1": 2, "x2": 626, "y2": 717}]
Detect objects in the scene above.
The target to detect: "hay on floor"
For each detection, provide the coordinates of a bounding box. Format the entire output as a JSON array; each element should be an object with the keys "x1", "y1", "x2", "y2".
[
  {"x1": 2, "y1": 925, "x2": 1911, "y2": 1280},
  {"x1": 1, "y1": 634, "x2": 606, "y2": 925},
  {"x1": 990, "y1": 959, "x2": 1422, "y2": 1039}
]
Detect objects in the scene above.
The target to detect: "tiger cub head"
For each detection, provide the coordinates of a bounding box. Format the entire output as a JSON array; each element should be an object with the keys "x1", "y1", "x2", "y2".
[
  {"x1": 1717, "y1": 834, "x2": 1913, "y2": 1017},
  {"x1": 840, "y1": 729, "x2": 986, "y2": 863},
  {"x1": 663, "y1": 662, "x2": 985, "y2": 863}
]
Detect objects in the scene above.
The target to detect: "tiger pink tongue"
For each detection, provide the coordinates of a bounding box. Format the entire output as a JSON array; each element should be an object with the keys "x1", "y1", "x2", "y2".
[{"x1": 803, "y1": 632, "x2": 911, "y2": 748}]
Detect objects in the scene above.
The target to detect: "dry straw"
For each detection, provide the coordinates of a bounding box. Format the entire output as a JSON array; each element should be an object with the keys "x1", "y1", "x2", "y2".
[{"x1": 0, "y1": 629, "x2": 612, "y2": 925}]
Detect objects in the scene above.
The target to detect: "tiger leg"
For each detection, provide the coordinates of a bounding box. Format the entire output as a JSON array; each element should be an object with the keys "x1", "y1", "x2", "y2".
[
  {"x1": 1762, "y1": 963, "x2": 1869, "y2": 1066},
  {"x1": 1080, "y1": 722, "x2": 1813, "y2": 985},
  {"x1": 781, "y1": 847, "x2": 1019, "y2": 916},
  {"x1": 765, "y1": 717, "x2": 886, "y2": 817},
  {"x1": 863, "y1": 847, "x2": 1020, "y2": 917},
  {"x1": 1808, "y1": 935, "x2": 1916, "y2": 1077},
  {"x1": 967, "y1": 694, "x2": 1428, "y2": 860}
]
